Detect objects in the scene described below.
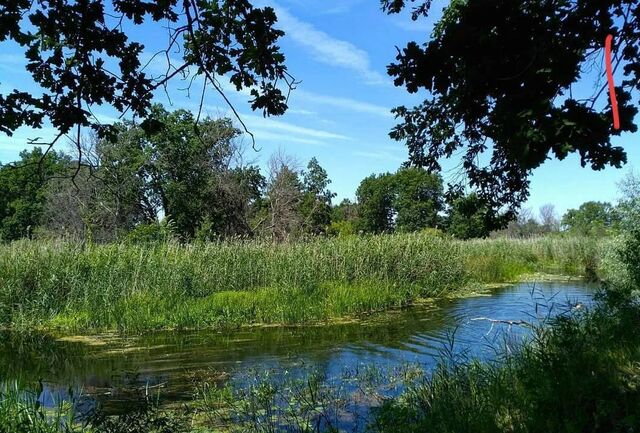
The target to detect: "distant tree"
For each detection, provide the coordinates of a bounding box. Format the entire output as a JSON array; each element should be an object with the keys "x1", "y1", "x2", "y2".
[
  {"x1": 259, "y1": 152, "x2": 304, "y2": 241},
  {"x1": 617, "y1": 170, "x2": 640, "y2": 230},
  {"x1": 356, "y1": 173, "x2": 395, "y2": 233},
  {"x1": 504, "y1": 208, "x2": 544, "y2": 238},
  {"x1": 446, "y1": 193, "x2": 496, "y2": 239},
  {"x1": 393, "y1": 167, "x2": 443, "y2": 232},
  {"x1": 562, "y1": 201, "x2": 620, "y2": 236},
  {"x1": 332, "y1": 198, "x2": 359, "y2": 224},
  {"x1": 329, "y1": 198, "x2": 359, "y2": 237},
  {"x1": 300, "y1": 158, "x2": 336, "y2": 235},
  {"x1": 39, "y1": 105, "x2": 262, "y2": 242},
  {"x1": 383, "y1": 0, "x2": 639, "y2": 221},
  {"x1": 0, "y1": 1, "x2": 293, "y2": 159},
  {"x1": 210, "y1": 165, "x2": 266, "y2": 238},
  {"x1": 144, "y1": 107, "x2": 243, "y2": 239},
  {"x1": 0, "y1": 148, "x2": 67, "y2": 241},
  {"x1": 539, "y1": 204, "x2": 560, "y2": 233},
  {"x1": 40, "y1": 167, "x2": 115, "y2": 242},
  {"x1": 355, "y1": 167, "x2": 443, "y2": 233}
]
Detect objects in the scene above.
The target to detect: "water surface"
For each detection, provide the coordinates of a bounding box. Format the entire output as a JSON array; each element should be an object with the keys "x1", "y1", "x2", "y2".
[{"x1": 0, "y1": 281, "x2": 595, "y2": 413}]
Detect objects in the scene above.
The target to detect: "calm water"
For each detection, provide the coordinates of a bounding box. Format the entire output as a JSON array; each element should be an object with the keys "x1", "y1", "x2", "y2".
[{"x1": 0, "y1": 281, "x2": 595, "y2": 413}]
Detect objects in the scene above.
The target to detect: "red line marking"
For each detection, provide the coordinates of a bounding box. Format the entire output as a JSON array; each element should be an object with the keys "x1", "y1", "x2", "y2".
[{"x1": 605, "y1": 34, "x2": 620, "y2": 130}]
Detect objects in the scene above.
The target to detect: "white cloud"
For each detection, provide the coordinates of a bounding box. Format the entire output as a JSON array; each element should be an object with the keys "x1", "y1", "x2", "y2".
[
  {"x1": 272, "y1": 5, "x2": 387, "y2": 85},
  {"x1": 251, "y1": 129, "x2": 329, "y2": 146},
  {"x1": 204, "y1": 69, "x2": 392, "y2": 119},
  {"x1": 353, "y1": 149, "x2": 405, "y2": 162},
  {"x1": 293, "y1": 90, "x2": 392, "y2": 118},
  {"x1": 244, "y1": 113, "x2": 351, "y2": 141},
  {"x1": 286, "y1": 108, "x2": 318, "y2": 116}
]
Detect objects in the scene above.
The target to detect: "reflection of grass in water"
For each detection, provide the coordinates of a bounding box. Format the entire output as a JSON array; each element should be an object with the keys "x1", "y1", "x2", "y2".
[
  {"x1": 0, "y1": 235, "x2": 601, "y2": 333},
  {"x1": 193, "y1": 363, "x2": 426, "y2": 433},
  {"x1": 372, "y1": 289, "x2": 640, "y2": 433},
  {"x1": 0, "y1": 381, "x2": 79, "y2": 432},
  {"x1": 0, "y1": 363, "x2": 425, "y2": 433}
]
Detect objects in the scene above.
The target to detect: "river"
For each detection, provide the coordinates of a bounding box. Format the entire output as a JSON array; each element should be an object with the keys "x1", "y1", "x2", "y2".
[{"x1": 0, "y1": 280, "x2": 595, "y2": 418}]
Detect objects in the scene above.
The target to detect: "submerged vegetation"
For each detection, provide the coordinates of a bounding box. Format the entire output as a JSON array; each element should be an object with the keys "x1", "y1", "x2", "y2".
[{"x1": 0, "y1": 234, "x2": 600, "y2": 333}]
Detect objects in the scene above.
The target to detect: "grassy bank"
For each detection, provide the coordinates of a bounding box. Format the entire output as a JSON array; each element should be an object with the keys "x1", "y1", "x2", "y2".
[
  {"x1": 0, "y1": 234, "x2": 601, "y2": 332},
  {"x1": 371, "y1": 289, "x2": 640, "y2": 433}
]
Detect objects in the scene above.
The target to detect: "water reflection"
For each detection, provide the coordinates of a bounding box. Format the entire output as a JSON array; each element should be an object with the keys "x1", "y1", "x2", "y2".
[{"x1": 0, "y1": 281, "x2": 595, "y2": 413}]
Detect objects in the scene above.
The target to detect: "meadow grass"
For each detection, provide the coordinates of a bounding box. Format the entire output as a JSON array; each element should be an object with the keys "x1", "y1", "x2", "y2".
[{"x1": 0, "y1": 234, "x2": 602, "y2": 333}]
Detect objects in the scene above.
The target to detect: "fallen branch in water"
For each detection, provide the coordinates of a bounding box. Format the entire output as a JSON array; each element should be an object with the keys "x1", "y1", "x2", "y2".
[{"x1": 470, "y1": 317, "x2": 533, "y2": 327}]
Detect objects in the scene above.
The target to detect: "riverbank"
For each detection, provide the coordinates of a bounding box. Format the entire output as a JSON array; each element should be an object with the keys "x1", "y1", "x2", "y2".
[
  {"x1": 0, "y1": 234, "x2": 602, "y2": 333},
  {"x1": 372, "y1": 288, "x2": 640, "y2": 433},
  {"x1": 0, "y1": 280, "x2": 598, "y2": 433}
]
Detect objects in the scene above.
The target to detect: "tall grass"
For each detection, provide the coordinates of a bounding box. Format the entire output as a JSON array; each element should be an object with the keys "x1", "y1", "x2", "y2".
[
  {"x1": 0, "y1": 234, "x2": 602, "y2": 332},
  {"x1": 371, "y1": 286, "x2": 640, "y2": 433},
  {"x1": 0, "y1": 381, "x2": 79, "y2": 433}
]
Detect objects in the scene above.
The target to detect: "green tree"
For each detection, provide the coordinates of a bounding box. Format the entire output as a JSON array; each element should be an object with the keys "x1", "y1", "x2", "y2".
[
  {"x1": 383, "y1": 0, "x2": 640, "y2": 220},
  {"x1": 0, "y1": 148, "x2": 67, "y2": 241},
  {"x1": 356, "y1": 167, "x2": 443, "y2": 233},
  {"x1": 561, "y1": 201, "x2": 620, "y2": 236},
  {"x1": 446, "y1": 193, "x2": 497, "y2": 239},
  {"x1": 0, "y1": 1, "x2": 292, "y2": 153},
  {"x1": 617, "y1": 170, "x2": 640, "y2": 231},
  {"x1": 82, "y1": 105, "x2": 261, "y2": 241},
  {"x1": 356, "y1": 173, "x2": 395, "y2": 233},
  {"x1": 300, "y1": 157, "x2": 335, "y2": 235},
  {"x1": 393, "y1": 167, "x2": 442, "y2": 232},
  {"x1": 329, "y1": 198, "x2": 359, "y2": 236}
]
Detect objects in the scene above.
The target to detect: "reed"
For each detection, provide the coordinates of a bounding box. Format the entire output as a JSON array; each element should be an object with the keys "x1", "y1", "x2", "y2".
[
  {"x1": 371, "y1": 286, "x2": 640, "y2": 433},
  {"x1": 0, "y1": 234, "x2": 602, "y2": 332}
]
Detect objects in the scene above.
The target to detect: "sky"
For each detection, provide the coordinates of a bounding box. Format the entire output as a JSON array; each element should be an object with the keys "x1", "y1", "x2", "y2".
[{"x1": 1, "y1": 0, "x2": 638, "y2": 217}]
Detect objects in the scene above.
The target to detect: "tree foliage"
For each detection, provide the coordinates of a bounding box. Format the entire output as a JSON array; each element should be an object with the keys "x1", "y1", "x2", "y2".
[
  {"x1": 356, "y1": 167, "x2": 443, "y2": 233},
  {"x1": 446, "y1": 193, "x2": 496, "y2": 239},
  {"x1": 0, "y1": 148, "x2": 68, "y2": 240},
  {"x1": 300, "y1": 157, "x2": 336, "y2": 235},
  {"x1": 356, "y1": 173, "x2": 396, "y2": 233},
  {"x1": 561, "y1": 201, "x2": 620, "y2": 236},
  {"x1": 0, "y1": 0, "x2": 293, "y2": 153},
  {"x1": 383, "y1": 0, "x2": 640, "y2": 221}
]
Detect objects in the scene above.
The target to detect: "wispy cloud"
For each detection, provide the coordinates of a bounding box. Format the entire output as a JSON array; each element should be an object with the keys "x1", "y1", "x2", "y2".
[
  {"x1": 243, "y1": 113, "x2": 351, "y2": 141},
  {"x1": 212, "y1": 72, "x2": 392, "y2": 119},
  {"x1": 250, "y1": 129, "x2": 329, "y2": 147},
  {"x1": 294, "y1": 90, "x2": 392, "y2": 118},
  {"x1": 286, "y1": 108, "x2": 318, "y2": 116},
  {"x1": 353, "y1": 149, "x2": 405, "y2": 162},
  {"x1": 272, "y1": 5, "x2": 387, "y2": 85}
]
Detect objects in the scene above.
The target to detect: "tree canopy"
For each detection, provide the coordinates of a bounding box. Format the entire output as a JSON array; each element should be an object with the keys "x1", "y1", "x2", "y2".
[
  {"x1": 383, "y1": 0, "x2": 640, "y2": 221},
  {"x1": 561, "y1": 201, "x2": 620, "y2": 236},
  {"x1": 356, "y1": 167, "x2": 443, "y2": 233},
  {"x1": 0, "y1": 148, "x2": 68, "y2": 240},
  {"x1": 0, "y1": 0, "x2": 293, "y2": 154}
]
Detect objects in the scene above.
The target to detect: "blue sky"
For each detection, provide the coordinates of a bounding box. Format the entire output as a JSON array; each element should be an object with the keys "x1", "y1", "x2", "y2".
[{"x1": 1, "y1": 0, "x2": 638, "y2": 217}]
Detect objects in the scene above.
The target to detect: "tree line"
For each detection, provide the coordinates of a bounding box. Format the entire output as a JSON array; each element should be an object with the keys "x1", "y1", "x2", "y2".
[{"x1": 0, "y1": 106, "x2": 625, "y2": 243}]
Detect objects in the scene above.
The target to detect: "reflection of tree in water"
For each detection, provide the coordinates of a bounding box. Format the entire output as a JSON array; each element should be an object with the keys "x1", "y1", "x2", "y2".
[
  {"x1": 0, "y1": 282, "x2": 594, "y2": 415},
  {"x1": 0, "y1": 303, "x2": 456, "y2": 412}
]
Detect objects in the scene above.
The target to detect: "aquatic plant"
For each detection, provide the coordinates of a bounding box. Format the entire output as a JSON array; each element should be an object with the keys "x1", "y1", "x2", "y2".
[
  {"x1": 0, "y1": 381, "x2": 80, "y2": 433},
  {"x1": 0, "y1": 234, "x2": 602, "y2": 332},
  {"x1": 370, "y1": 233, "x2": 640, "y2": 433}
]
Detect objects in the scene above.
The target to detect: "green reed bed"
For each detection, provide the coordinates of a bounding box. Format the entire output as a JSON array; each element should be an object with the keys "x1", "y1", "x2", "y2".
[{"x1": 0, "y1": 234, "x2": 602, "y2": 332}]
